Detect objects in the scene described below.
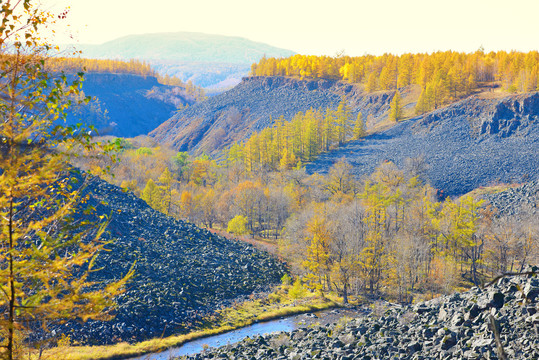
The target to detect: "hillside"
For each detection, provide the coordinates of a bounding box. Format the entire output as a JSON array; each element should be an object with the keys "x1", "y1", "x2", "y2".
[
  {"x1": 305, "y1": 92, "x2": 539, "y2": 197},
  {"x1": 148, "y1": 73, "x2": 539, "y2": 196},
  {"x1": 149, "y1": 76, "x2": 396, "y2": 154},
  {"x1": 45, "y1": 175, "x2": 287, "y2": 345},
  {"x1": 67, "y1": 73, "x2": 193, "y2": 137},
  {"x1": 181, "y1": 268, "x2": 539, "y2": 359},
  {"x1": 70, "y1": 32, "x2": 296, "y2": 89}
]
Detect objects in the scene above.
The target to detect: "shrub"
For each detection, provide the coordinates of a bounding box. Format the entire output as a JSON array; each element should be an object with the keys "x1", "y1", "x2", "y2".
[{"x1": 227, "y1": 215, "x2": 249, "y2": 235}]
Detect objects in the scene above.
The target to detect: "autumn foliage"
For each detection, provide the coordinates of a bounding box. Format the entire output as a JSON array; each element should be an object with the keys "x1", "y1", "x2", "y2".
[{"x1": 252, "y1": 50, "x2": 539, "y2": 114}]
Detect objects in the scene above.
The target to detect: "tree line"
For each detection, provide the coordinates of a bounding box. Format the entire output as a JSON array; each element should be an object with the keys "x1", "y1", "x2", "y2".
[
  {"x1": 251, "y1": 50, "x2": 539, "y2": 114},
  {"x1": 228, "y1": 100, "x2": 366, "y2": 173},
  {"x1": 44, "y1": 57, "x2": 206, "y2": 101}
]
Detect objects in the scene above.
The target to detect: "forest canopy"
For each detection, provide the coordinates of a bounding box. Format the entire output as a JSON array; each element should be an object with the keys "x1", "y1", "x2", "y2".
[{"x1": 252, "y1": 50, "x2": 539, "y2": 114}]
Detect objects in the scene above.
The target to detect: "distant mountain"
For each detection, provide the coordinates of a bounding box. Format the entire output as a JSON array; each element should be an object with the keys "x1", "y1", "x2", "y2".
[{"x1": 69, "y1": 32, "x2": 296, "y2": 89}]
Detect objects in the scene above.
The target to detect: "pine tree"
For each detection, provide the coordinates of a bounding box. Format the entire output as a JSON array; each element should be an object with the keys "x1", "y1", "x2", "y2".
[
  {"x1": 353, "y1": 112, "x2": 366, "y2": 140},
  {"x1": 158, "y1": 168, "x2": 174, "y2": 215},
  {"x1": 141, "y1": 179, "x2": 162, "y2": 210},
  {"x1": 366, "y1": 72, "x2": 378, "y2": 92},
  {"x1": 388, "y1": 90, "x2": 403, "y2": 122}
]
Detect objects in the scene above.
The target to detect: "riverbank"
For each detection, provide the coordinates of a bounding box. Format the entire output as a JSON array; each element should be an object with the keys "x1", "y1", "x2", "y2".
[{"x1": 39, "y1": 287, "x2": 343, "y2": 360}]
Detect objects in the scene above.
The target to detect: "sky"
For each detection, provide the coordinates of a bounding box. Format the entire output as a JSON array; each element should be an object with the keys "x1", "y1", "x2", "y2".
[{"x1": 42, "y1": 0, "x2": 539, "y2": 56}]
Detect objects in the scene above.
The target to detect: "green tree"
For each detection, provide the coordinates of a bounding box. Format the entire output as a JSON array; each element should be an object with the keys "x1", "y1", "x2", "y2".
[
  {"x1": 353, "y1": 112, "x2": 366, "y2": 140},
  {"x1": 227, "y1": 215, "x2": 249, "y2": 235},
  {"x1": 0, "y1": 1, "x2": 131, "y2": 358},
  {"x1": 388, "y1": 90, "x2": 403, "y2": 122}
]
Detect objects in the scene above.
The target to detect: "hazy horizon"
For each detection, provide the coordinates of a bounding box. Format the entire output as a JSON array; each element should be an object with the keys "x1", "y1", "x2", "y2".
[{"x1": 44, "y1": 0, "x2": 539, "y2": 57}]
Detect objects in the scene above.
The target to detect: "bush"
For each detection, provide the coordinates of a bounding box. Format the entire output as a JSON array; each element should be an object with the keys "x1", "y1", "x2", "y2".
[
  {"x1": 227, "y1": 215, "x2": 249, "y2": 235},
  {"x1": 289, "y1": 278, "x2": 306, "y2": 299}
]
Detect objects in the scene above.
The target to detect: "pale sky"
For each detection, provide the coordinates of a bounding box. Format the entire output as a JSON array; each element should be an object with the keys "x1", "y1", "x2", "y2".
[{"x1": 42, "y1": 0, "x2": 539, "y2": 56}]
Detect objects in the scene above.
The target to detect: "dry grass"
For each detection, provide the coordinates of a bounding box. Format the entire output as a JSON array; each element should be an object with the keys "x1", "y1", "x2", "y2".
[{"x1": 465, "y1": 183, "x2": 521, "y2": 199}]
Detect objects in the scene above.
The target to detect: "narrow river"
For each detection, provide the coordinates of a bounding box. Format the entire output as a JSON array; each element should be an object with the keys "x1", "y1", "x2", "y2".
[
  {"x1": 127, "y1": 307, "x2": 366, "y2": 360},
  {"x1": 128, "y1": 317, "x2": 297, "y2": 360}
]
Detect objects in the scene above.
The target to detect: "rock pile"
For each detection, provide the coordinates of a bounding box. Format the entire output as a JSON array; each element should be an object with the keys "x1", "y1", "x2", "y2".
[
  {"x1": 48, "y1": 175, "x2": 287, "y2": 345},
  {"x1": 182, "y1": 268, "x2": 538, "y2": 359},
  {"x1": 482, "y1": 179, "x2": 539, "y2": 217}
]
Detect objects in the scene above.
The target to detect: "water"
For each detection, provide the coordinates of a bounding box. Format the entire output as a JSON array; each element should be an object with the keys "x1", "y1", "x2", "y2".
[{"x1": 128, "y1": 318, "x2": 296, "y2": 360}]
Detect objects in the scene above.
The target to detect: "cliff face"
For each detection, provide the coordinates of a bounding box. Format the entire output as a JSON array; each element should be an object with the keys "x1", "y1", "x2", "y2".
[
  {"x1": 66, "y1": 73, "x2": 194, "y2": 138},
  {"x1": 307, "y1": 92, "x2": 539, "y2": 197},
  {"x1": 150, "y1": 76, "x2": 395, "y2": 154}
]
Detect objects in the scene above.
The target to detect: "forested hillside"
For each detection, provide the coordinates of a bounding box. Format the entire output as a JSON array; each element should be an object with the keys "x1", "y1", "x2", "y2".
[
  {"x1": 73, "y1": 131, "x2": 539, "y2": 306},
  {"x1": 252, "y1": 50, "x2": 539, "y2": 113},
  {"x1": 149, "y1": 76, "x2": 398, "y2": 154}
]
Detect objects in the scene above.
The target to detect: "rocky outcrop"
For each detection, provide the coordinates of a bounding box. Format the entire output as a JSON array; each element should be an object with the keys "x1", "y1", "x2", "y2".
[
  {"x1": 480, "y1": 93, "x2": 539, "y2": 137},
  {"x1": 150, "y1": 76, "x2": 395, "y2": 154},
  {"x1": 307, "y1": 92, "x2": 539, "y2": 197},
  {"x1": 47, "y1": 176, "x2": 287, "y2": 345},
  {"x1": 181, "y1": 268, "x2": 539, "y2": 359},
  {"x1": 66, "y1": 73, "x2": 194, "y2": 137}
]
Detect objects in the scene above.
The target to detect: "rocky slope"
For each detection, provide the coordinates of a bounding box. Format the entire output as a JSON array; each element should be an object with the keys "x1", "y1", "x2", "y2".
[
  {"x1": 66, "y1": 73, "x2": 193, "y2": 137},
  {"x1": 48, "y1": 175, "x2": 287, "y2": 345},
  {"x1": 150, "y1": 76, "x2": 395, "y2": 154},
  {"x1": 181, "y1": 268, "x2": 539, "y2": 359},
  {"x1": 482, "y1": 180, "x2": 539, "y2": 217},
  {"x1": 306, "y1": 92, "x2": 539, "y2": 197}
]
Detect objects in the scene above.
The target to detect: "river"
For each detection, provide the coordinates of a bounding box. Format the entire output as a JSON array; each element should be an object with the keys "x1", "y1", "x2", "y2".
[
  {"x1": 128, "y1": 317, "x2": 296, "y2": 360},
  {"x1": 127, "y1": 307, "x2": 366, "y2": 360}
]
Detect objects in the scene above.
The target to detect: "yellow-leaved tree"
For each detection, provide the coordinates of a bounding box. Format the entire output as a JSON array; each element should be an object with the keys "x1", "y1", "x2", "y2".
[{"x1": 0, "y1": 1, "x2": 131, "y2": 358}]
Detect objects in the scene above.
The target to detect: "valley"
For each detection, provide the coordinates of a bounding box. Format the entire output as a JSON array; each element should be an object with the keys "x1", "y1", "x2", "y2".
[
  {"x1": 1, "y1": 4, "x2": 538, "y2": 359},
  {"x1": 64, "y1": 53, "x2": 539, "y2": 359}
]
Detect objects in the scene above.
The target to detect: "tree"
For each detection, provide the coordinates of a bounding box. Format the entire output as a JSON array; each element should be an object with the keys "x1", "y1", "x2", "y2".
[
  {"x1": 158, "y1": 167, "x2": 174, "y2": 215},
  {"x1": 227, "y1": 215, "x2": 249, "y2": 235},
  {"x1": 388, "y1": 90, "x2": 403, "y2": 122},
  {"x1": 324, "y1": 159, "x2": 357, "y2": 197},
  {"x1": 0, "y1": 1, "x2": 130, "y2": 357},
  {"x1": 353, "y1": 112, "x2": 366, "y2": 140},
  {"x1": 302, "y1": 211, "x2": 332, "y2": 292},
  {"x1": 141, "y1": 178, "x2": 163, "y2": 211}
]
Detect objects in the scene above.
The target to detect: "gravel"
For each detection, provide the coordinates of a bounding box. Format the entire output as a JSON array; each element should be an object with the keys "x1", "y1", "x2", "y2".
[{"x1": 482, "y1": 179, "x2": 539, "y2": 217}]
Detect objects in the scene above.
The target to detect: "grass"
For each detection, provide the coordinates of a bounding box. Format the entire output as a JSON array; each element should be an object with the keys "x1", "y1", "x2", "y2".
[
  {"x1": 37, "y1": 285, "x2": 340, "y2": 360},
  {"x1": 465, "y1": 182, "x2": 520, "y2": 198}
]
